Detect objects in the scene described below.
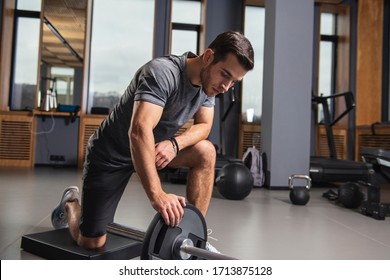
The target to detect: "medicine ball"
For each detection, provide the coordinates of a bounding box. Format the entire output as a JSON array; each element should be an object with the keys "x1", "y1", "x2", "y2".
[
  {"x1": 338, "y1": 182, "x2": 365, "y2": 209},
  {"x1": 215, "y1": 162, "x2": 254, "y2": 200}
]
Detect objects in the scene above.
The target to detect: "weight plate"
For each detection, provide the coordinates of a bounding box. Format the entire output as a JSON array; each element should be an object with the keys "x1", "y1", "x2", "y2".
[{"x1": 141, "y1": 204, "x2": 207, "y2": 260}]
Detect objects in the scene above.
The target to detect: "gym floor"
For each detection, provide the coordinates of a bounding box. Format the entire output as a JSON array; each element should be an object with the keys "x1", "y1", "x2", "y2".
[{"x1": 1, "y1": 166, "x2": 390, "y2": 260}]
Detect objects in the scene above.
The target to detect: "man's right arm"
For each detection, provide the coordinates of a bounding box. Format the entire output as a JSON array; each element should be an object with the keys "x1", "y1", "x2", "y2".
[{"x1": 129, "y1": 101, "x2": 186, "y2": 227}]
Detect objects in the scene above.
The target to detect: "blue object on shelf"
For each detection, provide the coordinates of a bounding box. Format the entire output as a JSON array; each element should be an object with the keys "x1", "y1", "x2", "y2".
[{"x1": 57, "y1": 104, "x2": 80, "y2": 113}]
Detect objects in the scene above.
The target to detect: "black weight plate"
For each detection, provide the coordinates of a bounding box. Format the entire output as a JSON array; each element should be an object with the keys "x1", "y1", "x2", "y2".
[{"x1": 141, "y1": 204, "x2": 207, "y2": 260}]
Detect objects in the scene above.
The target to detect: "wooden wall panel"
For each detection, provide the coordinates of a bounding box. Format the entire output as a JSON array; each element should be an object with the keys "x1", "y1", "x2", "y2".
[
  {"x1": 78, "y1": 114, "x2": 106, "y2": 168},
  {"x1": 239, "y1": 123, "x2": 261, "y2": 158},
  {"x1": 356, "y1": 0, "x2": 384, "y2": 125},
  {"x1": 0, "y1": 112, "x2": 35, "y2": 167},
  {"x1": 316, "y1": 125, "x2": 348, "y2": 160},
  {"x1": 356, "y1": 124, "x2": 390, "y2": 161},
  {"x1": 335, "y1": 5, "x2": 350, "y2": 127},
  {"x1": 0, "y1": 0, "x2": 16, "y2": 111}
]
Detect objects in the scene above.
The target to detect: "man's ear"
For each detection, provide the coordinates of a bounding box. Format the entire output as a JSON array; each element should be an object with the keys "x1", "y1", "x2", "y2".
[{"x1": 203, "y1": 49, "x2": 214, "y2": 64}]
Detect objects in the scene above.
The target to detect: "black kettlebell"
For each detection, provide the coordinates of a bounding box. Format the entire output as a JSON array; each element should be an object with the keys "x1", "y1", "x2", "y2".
[{"x1": 289, "y1": 174, "x2": 311, "y2": 205}]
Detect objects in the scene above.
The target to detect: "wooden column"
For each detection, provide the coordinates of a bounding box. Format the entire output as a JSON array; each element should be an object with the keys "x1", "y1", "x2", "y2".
[
  {"x1": 0, "y1": 0, "x2": 16, "y2": 111},
  {"x1": 356, "y1": 0, "x2": 384, "y2": 125}
]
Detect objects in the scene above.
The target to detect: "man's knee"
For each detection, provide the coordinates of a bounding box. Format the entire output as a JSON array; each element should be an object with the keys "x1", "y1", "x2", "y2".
[
  {"x1": 170, "y1": 140, "x2": 216, "y2": 169},
  {"x1": 194, "y1": 140, "x2": 216, "y2": 166}
]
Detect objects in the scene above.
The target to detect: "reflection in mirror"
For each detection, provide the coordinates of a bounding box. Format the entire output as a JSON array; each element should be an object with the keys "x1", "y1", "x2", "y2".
[{"x1": 39, "y1": 0, "x2": 87, "y2": 108}]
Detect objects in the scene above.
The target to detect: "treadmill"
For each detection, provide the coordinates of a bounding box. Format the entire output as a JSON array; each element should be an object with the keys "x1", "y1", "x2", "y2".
[{"x1": 310, "y1": 92, "x2": 371, "y2": 185}]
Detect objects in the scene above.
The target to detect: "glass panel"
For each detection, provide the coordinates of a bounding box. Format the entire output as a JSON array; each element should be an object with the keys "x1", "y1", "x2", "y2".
[
  {"x1": 39, "y1": 0, "x2": 86, "y2": 107},
  {"x1": 172, "y1": 0, "x2": 201, "y2": 24},
  {"x1": 320, "y1": 13, "x2": 335, "y2": 36},
  {"x1": 17, "y1": 0, "x2": 41, "y2": 11},
  {"x1": 319, "y1": 42, "x2": 333, "y2": 96},
  {"x1": 11, "y1": 17, "x2": 40, "y2": 110},
  {"x1": 171, "y1": 29, "x2": 198, "y2": 55},
  {"x1": 88, "y1": 0, "x2": 154, "y2": 112},
  {"x1": 242, "y1": 6, "x2": 265, "y2": 123},
  {"x1": 51, "y1": 67, "x2": 75, "y2": 105},
  {"x1": 318, "y1": 41, "x2": 333, "y2": 122}
]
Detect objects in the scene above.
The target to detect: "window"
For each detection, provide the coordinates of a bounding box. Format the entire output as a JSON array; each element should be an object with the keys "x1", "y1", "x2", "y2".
[
  {"x1": 317, "y1": 12, "x2": 337, "y2": 123},
  {"x1": 242, "y1": 5, "x2": 265, "y2": 123},
  {"x1": 51, "y1": 67, "x2": 74, "y2": 105},
  {"x1": 87, "y1": 0, "x2": 154, "y2": 112},
  {"x1": 10, "y1": 1, "x2": 41, "y2": 110},
  {"x1": 16, "y1": 0, "x2": 41, "y2": 11},
  {"x1": 318, "y1": 13, "x2": 336, "y2": 96},
  {"x1": 170, "y1": 0, "x2": 201, "y2": 55}
]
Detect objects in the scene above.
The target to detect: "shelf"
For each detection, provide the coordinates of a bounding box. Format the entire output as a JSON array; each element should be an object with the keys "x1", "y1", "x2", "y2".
[{"x1": 34, "y1": 110, "x2": 80, "y2": 117}]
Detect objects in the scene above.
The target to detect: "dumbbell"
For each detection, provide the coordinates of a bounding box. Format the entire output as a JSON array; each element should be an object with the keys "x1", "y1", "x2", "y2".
[{"x1": 106, "y1": 205, "x2": 237, "y2": 260}]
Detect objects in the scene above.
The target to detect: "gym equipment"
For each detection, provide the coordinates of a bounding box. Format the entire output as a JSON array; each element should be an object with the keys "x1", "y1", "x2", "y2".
[
  {"x1": 21, "y1": 205, "x2": 237, "y2": 260},
  {"x1": 360, "y1": 148, "x2": 390, "y2": 220},
  {"x1": 215, "y1": 162, "x2": 254, "y2": 200},
  {"x1": 21, "y1": 228, "x2": 142, "y2": 260},
  {"x1": 337, "y1": 182, "x2": 365, "y2": 209},
  {"x1": 106, "y1": 205, "x2": 236, "y2": 260},
  {"x1": 289, "y1": 174, "x2": 311, "y2": 205},
  {"x1": 310, "y1": 92, "x2": 371, "y2": 185},
  {"x1": 322, "y1": 148, "x2": 390, "y2": 219},
  {"x1": 140, "y1": 204, "x2": 235, "y2": 260}
]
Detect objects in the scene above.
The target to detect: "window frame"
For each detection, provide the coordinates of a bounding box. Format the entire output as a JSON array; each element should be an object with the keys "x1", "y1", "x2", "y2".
[
  {"x1": 170, "y1": 0, "x2": 201, "y2": 55},
  {"x1": 171, "y1": 22, "x2": 200, "y2": 54}
]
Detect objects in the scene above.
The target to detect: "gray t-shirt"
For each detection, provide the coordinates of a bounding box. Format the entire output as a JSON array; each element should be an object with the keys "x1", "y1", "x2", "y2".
[{"x1": 86, "y1": 52, "x2": 215, "y2": 169}]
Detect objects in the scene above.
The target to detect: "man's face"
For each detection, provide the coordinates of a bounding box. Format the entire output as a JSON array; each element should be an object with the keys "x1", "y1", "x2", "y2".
[{"x1": 200, "y1": 51, "x2": 248, "y2": 97}]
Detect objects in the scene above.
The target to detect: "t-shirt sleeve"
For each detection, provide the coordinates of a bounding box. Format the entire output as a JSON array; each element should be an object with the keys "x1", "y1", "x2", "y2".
[
  {"x1": 133, "y1": 61, "x2": 175, "y2": 107},
  {"x1": 202, "y1": 96, "x2": 215, "y2": 107}
]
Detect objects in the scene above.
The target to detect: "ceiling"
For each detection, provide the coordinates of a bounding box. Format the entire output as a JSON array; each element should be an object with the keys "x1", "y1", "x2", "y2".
[{"x1": 41, "y1": 0, "x2": 87, "y2": 68}]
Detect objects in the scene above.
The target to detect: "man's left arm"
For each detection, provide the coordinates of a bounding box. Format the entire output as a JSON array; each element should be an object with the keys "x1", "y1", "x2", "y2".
[
  {"x1": 154, "y1": 106, "x2": 214, "y2": 170},
  {"x1": 174, "y1": 106, "x2": 214, "y2": 151}
]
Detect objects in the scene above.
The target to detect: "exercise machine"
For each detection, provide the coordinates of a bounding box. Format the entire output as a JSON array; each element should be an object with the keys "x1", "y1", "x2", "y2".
[
  {"x1": 360, "y1": 148, "x2": 390, "y2": 220},
  {"x1": 310, "y1": 92, "x2": 371, "y2": 185},
  {"x1": 21, "y1": 205, "x2": 237, "y2": 260}
]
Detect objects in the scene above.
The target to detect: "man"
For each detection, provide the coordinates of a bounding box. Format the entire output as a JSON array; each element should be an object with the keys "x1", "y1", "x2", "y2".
[{"x1": 51, "y1": 31, "x2": 254, "y2": 251}]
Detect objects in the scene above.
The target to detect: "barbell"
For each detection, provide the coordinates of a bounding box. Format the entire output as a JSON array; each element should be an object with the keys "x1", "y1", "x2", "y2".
[{"x1": 106, "y1": 204, "x2": 237, "y2": 260}]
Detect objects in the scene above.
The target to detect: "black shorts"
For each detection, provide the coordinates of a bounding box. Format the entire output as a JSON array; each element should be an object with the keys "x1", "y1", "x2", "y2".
[{"x1": 79, "y1": 163, "x2": 134, "y2": 238}]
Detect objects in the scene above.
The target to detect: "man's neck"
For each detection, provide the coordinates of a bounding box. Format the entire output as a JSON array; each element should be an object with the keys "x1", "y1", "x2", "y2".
[{"x1": 186, "y1": 55, "x2": 203, "y2": 87}]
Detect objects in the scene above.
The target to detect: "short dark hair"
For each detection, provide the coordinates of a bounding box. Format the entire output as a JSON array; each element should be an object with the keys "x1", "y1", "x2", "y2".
[{"x1": 208, "y1": 31, "x2": 254, "y2": 71}]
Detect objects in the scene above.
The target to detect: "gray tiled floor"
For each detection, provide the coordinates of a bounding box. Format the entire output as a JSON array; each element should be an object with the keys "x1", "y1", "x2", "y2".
[{"x1": 1, "y1": 166, "x2": 389, "y2": 260}]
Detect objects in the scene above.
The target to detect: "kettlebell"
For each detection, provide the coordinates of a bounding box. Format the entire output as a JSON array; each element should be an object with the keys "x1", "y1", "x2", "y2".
[{"x1": 289, "y1": 174, "x2": 311, "y2": 205}]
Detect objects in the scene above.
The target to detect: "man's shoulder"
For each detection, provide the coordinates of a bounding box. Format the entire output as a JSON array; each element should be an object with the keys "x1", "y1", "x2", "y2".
[
  {"x1": 148, "y1": 53, "x2": 185, "y2": 70},
  {"x1": 142, "y1": 54, "x2": 186, "y2": 85}
]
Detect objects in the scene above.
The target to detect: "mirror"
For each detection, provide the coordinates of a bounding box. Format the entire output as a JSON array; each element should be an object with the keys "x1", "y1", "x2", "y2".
[{"x1": 39, "y1": 0, "x2": 87, "y2": 108}]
